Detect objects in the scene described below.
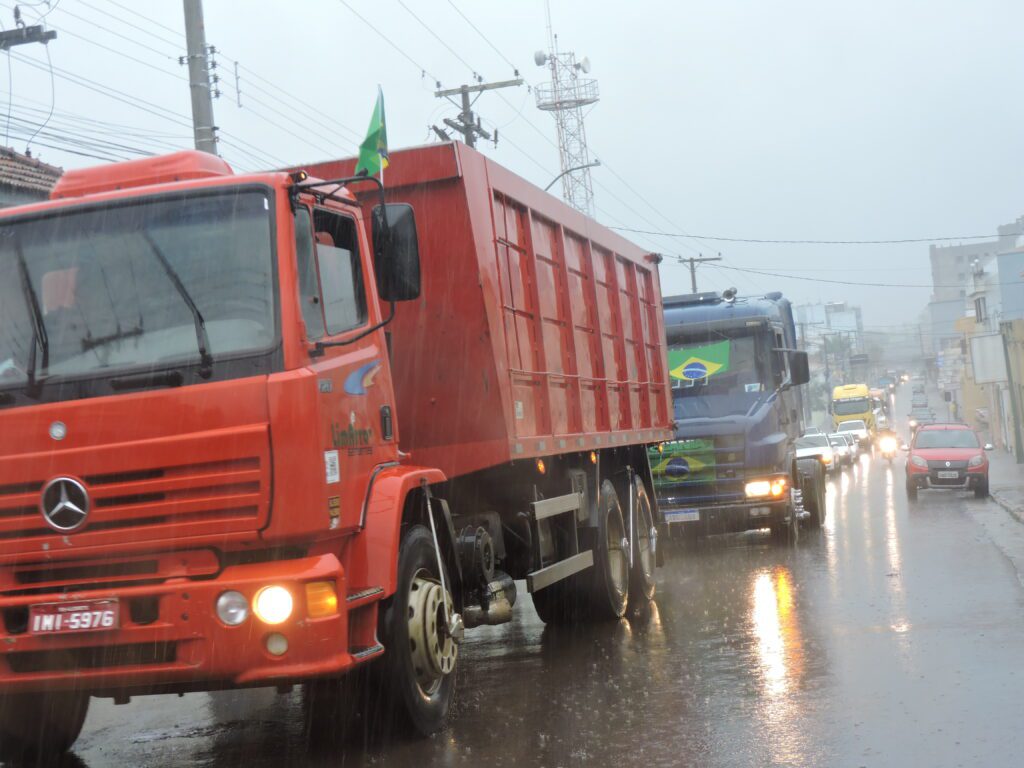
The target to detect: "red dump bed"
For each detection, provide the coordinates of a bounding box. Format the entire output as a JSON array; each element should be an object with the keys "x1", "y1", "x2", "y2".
[{"x1": 302, "y1": 143, "x2": 673, "y2": 479}]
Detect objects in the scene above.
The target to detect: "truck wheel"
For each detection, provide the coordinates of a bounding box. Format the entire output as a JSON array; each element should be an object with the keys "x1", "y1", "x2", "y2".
[
  {"x1": 629, "y1": 478, "x2": 657, "y2": 605},
  {"x1": 588, "y1": 479, "x2": 630, "y2": 620},
  {"x1": 771, "y1": 504, "x2": 799, "y2": 545},
  {"x1": 378, "y1": 524, "x2": 457, "y2": 736},
  {"x1": 0, "y1": 691, "x2": 89, "y2": 762},
  {"x1": 531, "y1": 580, "x2": 584, "y2": 624}
]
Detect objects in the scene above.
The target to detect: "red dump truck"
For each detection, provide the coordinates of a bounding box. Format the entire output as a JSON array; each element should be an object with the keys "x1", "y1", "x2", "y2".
[{"x1": 0, "y1": 141, "x2": 672, "y2": 758}]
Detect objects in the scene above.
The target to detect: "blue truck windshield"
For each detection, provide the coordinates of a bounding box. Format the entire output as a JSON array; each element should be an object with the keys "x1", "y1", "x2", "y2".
[{"x1": 669, "y1": 333, "x2": 766, "y2": 418}]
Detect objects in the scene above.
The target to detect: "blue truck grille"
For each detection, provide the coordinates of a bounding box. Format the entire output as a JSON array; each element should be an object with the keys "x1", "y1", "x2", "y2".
[{"x1": 649, "y1": 434, "x2": 748, "y2": 507}]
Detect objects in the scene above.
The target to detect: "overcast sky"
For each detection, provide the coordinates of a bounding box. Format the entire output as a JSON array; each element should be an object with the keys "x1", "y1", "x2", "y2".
[{"x1": 4, "y1": 0, "x2": 1023, "y2": 329}]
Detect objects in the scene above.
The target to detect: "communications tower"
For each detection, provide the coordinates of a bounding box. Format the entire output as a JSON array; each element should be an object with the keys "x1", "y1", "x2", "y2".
[{"x1": 533, "y1": 10, "x2": 599, "y2": 215}]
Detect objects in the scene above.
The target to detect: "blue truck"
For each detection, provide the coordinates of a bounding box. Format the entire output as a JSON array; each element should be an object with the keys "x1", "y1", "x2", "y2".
[{"x1": 649, "y1": 290, "x2": 822, "y2": 541}]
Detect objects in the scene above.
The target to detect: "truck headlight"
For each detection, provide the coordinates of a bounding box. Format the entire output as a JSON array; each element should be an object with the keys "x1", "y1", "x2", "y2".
[
  {"x1": 910, "y1": 455, "x2": 928, "y2": 468},
  {"x1": 216, "y1": 590, "x2": 249, "y2": 626},
  {"x1": 253, "y1": 585, "x2": 294, "y2": 625},
  {"x1": 770, "y1": 478, "x2": 787, "y2": 497},
  {"x1": 745, "y1": 480, "x2": 771, "y2": 498},
  {"x1": 821, "y1": 449, "x2": 833, "y2": 465}
]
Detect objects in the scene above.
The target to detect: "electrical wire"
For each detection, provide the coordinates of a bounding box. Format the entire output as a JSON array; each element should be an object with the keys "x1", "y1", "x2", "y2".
[
  {"x1": 21, "y1": 42, "x2": 54, "y2": 152},
  {"x1": 608, "y1": 225, "x2": 1024, "y2": 246},
  {"x1": 445, "y1": 0, "x2": 519, "y2": 72},
  {"x1": 335, "y1": 0, "x2": 442, "y2": 86}
]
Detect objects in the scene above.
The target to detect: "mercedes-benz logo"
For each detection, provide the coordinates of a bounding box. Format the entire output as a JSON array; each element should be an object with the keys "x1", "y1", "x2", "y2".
[{"x1": 40, "y1": 477, "x2": 90, "y2": 532}]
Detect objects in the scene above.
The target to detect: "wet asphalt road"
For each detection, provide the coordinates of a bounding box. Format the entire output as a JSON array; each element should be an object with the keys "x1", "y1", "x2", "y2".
[{"x1": 51, "y1": 415, "x2": 1024, "y2": 767}]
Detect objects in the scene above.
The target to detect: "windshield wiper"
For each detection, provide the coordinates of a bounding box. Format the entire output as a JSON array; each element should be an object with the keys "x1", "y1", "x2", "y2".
[
  {"x1": 141, "y1": 231, "x2": 213, "y2": 378},
  {"x1": 14, "y1": 241, "x2": 48, "y2": 394}
]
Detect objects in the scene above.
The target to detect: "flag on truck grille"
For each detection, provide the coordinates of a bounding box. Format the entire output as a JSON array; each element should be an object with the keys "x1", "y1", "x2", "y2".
[
  {"x1": 668, "y1": 340, "x2": 731, "y2": 381},
  {"x1": 355, "y1": 86, "x2": 389, "y2": 177}
]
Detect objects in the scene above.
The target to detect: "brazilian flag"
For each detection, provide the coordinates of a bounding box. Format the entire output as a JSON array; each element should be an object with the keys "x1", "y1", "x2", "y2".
[
  {"x1": 355, "y1": 86, "x2": 389, "y2": 177},
  {"x1": 668, "y1": 340, "x2": 731, "y2": 382}
]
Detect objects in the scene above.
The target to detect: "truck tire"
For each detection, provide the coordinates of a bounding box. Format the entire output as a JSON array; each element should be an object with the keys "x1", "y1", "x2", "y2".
[
  {"x1": 0, "y1": 691, "x2": 89, "y2": 762},
  {"x1": 797, "y1": 459, "x2": 825, "y2": 528},
  {"x1": 377, "y1": 524, "x2": 457, "y2": 736},
  {"x1": 531, "y1": 580, "x2": 585, "y2": 625},
  {"x1": 771, "y1": 504, "x2": 799, "y2": 545},
  {"x1": 588, "y1": 479, "x2": 630, "y2": 620},
  {"x1": 629, "y1": 478, "x2": 657, "y2": 605}
]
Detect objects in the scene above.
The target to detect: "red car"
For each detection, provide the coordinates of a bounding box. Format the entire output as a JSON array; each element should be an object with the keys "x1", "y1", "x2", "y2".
[{"x1": 905, "y1": 423, "x2": 992, "y2": 500}]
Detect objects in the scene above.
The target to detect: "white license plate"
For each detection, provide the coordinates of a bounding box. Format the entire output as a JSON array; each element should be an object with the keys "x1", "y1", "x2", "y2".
[
  {"x1": 936, "y1": 470, "x2": 959, "y2": 479},
  {"x1": 666, "y1": 509, "x2": 700, "y2": 523},
  {"x1": 29, "y1": 599, "x2": 119, "y2": 635}
]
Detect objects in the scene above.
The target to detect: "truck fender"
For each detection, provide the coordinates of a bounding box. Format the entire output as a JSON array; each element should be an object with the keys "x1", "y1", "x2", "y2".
[{"x1": 346, "y1": 465, "x2": 447, "y2": 599}]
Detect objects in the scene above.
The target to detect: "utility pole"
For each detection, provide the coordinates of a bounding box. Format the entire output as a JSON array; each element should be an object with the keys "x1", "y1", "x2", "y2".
[
  {"x1": 686, "y1": 255, "x2": 722, "y2": 293},
  {"x1": 434, "y1": 78, "x2": 523, "y2": 149},
  {"x1": 1000, "y1": 321, "x2": 1023, "y2": 463},
  {"x1": 182, "y1": 0, "x2": 218, "y2": 155}
]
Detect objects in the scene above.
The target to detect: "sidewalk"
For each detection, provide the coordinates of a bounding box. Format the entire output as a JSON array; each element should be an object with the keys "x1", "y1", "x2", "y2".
[{"x1": 987, "y1": 447, "x2": 1024, "y2": 522}]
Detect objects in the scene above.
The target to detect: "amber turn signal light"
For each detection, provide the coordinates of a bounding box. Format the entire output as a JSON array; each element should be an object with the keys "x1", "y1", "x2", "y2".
[{"x1": 305, "y1": 581, "x2": 339, "y2": 618}]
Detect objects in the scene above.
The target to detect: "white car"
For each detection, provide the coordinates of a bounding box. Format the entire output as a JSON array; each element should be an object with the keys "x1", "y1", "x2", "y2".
[
  {"x1": 797, "y1": 433, "x2": 835, "y2": 473},
  {"x1": 837, "y1": 419, "x2": 870, "y2": 447},
  {"x1": 827, "y1": 433, "x2": 852, "y2": 466}
]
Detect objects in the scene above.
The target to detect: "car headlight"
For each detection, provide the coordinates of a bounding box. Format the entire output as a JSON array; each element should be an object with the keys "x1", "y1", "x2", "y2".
[
  {"x1": 910, "y1": 455, "x2": 928, "y2": 468},
  {"x1": 880, "y1": 437, "x2": 897, "y2": 452},
  {"x1": 908, "y1": 420, "x2": 917, "y2": 428},
  {"x1": 969, "y1": 454, "x2": 984, "y2": 467},
  {"x1": 253, "y1": 585, "x2": 294, "y2": 625}
]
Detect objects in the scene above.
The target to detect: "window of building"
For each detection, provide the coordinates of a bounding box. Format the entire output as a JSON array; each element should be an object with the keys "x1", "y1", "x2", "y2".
[{"x1": 975, "y1": 296, "x2": 987, "y2": 323}]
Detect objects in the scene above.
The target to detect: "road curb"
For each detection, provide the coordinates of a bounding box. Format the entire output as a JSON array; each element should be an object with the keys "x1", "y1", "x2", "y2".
[{"x1": 991, "y1": 490, "x2": 1024, "y2": 525}]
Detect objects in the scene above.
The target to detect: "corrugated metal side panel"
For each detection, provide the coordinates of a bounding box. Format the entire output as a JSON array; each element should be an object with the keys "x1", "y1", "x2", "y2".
[{"x1": 490, "y1": 183, "x2": 669, "y2": 445}]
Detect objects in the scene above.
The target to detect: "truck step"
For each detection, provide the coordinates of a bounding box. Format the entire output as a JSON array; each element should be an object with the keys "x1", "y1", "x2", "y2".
[
  {"x1": 350, "y1": 643, "x2": 385, "y2": 661},
  {"x1": 526, "y1": 550, "x2": 594, "y2": 593},
  {"x1": 347, "y1": 587, "x2": 384, "y2": 606}
]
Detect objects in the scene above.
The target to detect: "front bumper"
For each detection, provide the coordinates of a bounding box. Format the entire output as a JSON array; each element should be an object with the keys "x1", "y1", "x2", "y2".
[
  {"x1": 907, "y1": 468, "x2": 987, "y2": 491},
  {"x1": 0, "y1": 554, "x2": 365, "y2": 696},
  {"x1": 663, "y1": 497, "x2": 791, "y2": 535}
]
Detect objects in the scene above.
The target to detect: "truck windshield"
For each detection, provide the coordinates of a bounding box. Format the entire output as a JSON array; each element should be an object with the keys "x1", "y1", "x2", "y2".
[
  {"x1": 0, "y1": 189, "x2": 275, "y2": 391},
  {"x1": 833, "y1": 397, "x2": 870, "y2": 415},
  {"x1": 668, "y1": 332, "x2": 766, "y2": 418}
]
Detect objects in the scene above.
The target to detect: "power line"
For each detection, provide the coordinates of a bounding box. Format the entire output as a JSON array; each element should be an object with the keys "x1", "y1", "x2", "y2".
[
  {"x1": 608, "y1": 224, "x2": 1022, "y2": 246},
  {"x1": 95, "y1": 0, "x2": 182, "y2": 40},
  {"x1": 692, "y1": 259, "x2": 1024, "y2": 290},
  {"x1": 334, "y1": 0, "x2": 442, "y2": 86},
  {"x1": 445, "y1": 0, "x2": 518, "y2": 71}
]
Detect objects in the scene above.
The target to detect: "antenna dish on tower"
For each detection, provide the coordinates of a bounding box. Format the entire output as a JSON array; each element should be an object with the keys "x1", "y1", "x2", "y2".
[
  {"x1": 578, "y1": 56, "x2": 591, "y2": 74},
  {"x1": 534, "y1": 50, "x2": 548, "y2": 66}
]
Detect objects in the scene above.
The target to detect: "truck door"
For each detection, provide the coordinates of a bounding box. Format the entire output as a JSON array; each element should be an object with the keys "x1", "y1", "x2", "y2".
[{"x1": 293, "y1": 204, "x2": 398, "y2": 533}]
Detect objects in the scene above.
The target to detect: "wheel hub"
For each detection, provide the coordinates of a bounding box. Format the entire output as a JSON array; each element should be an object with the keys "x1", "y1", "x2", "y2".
[{"x1": 408, "y1": 571, "x2": 457, "y2": 695}]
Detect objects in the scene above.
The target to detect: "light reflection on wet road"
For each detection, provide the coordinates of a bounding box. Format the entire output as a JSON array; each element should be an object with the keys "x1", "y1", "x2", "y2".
[{"x1": 59, "y1": 451, "x2": 1024, "y2": 767}]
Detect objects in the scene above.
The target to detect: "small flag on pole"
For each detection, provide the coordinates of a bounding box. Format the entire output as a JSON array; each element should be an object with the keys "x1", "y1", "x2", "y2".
[{"x1": 355, "y1": 86, "x2": 389, "y2": 177}]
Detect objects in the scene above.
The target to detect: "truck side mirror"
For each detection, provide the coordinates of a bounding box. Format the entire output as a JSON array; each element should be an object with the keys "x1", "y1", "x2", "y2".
[
  {"x1": 372, "y1": 203, "x2": 421, "y2": 302},
  {"x1": 788, "y1": 350, "x2": 810, "y2": 387}
]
